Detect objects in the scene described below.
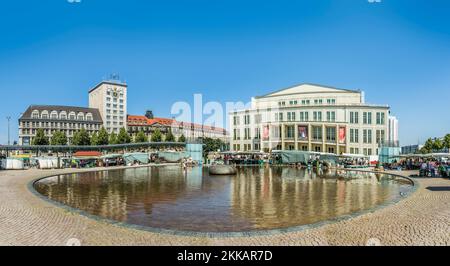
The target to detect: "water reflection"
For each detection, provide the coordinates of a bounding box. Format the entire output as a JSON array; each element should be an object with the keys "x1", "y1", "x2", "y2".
[{"x1": 34, "y1": 166, "x2": 412, "y2": 232}]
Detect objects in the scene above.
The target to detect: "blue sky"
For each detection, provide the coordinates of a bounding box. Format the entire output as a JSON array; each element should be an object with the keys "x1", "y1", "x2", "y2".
[{"x1": 0, "y1": 0, "x2": 449, "y2": 145}]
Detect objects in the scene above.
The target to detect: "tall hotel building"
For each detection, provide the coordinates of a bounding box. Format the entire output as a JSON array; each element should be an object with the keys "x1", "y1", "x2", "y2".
[
  {"x1": 229, "y1": 83, "x2": 398, "y2": 156},
  {"x1": 89, "y1": 80, "x2": 128, "y2": 134}
]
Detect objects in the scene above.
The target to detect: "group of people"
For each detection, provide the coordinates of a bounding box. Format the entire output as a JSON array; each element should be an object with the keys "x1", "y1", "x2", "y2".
[{"x1": 419, "y1": 160, "x2": 449, "y2": 177}]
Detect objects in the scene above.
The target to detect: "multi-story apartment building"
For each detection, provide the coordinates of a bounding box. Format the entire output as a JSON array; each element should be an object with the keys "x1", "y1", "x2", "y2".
[
  {"x1": 89, "y1": 79, "x2": 128, "y2": 134},
  {"x1": 127, "y1": 112, "x2": 229, "y2": 143},
  {"x1": 230, "y1": 83, "x2": 397, "y2": 156},
  {"x1": 18, "y1": 105, "x2": 103, "y2": 145}
]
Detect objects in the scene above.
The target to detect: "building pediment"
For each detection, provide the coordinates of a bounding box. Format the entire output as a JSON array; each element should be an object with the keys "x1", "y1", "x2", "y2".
[{"x1": 256, "y1": 83, "x2": 360, "y2": 98}]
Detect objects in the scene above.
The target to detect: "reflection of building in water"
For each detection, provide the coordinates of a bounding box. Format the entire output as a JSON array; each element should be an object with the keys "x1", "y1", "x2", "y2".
[{"x1": 229, "y1": 168, "x2": 395, "y2": 230}]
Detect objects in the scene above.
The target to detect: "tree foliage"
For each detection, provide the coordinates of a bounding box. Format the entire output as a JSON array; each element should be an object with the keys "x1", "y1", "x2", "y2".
[
  {"x1": 109, "y1": 132, "x2": 118, "y2": 145},
  {"x1": 178, "y1": 134, "x2": 186, "y2": 143},
  {"x1": 72, "y1": 128, "x2": 91, "y2": 146},
  {"x1": 97, "y1": 127, "x2": 110, "y2": 145},
  {"x1": 165, "y1": 130, "x2": 175, "y2": 142},
  {"x1": 202, "y1": 137, "x2": 225, "y2": 157},
  {"x1": 90, "y1": 132, "x2": 99, "y2": 146},
  {"x1": 50, "y1": 131, "x2": 67, "y2": 146},
  {"x1": 135, "y1": 130, "x2": 148, "y2": 143},
  {"x1": 32, "y1": 129, "x2": 49, "y2": 146},
  {"x1": 117, "y1": 128, "x2": 132, "y2": 144},
  {"x1": 151, "y1": 129, "x2": 162, "y2": 142}
]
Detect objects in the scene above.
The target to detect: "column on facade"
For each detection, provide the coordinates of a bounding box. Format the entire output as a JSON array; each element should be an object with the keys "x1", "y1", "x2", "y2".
[
  {"x1": 336, "y1": 124, "x2": 340, "y2": 155},
  {"x1": 281, "y1": 124, "x2": 286, "y2": 150},
  {"x1": 308, "y1": 124, "x2": 312, "y2": 152},
  {"x1": 322, "y1": 124, "x2": 326, "y2": 152}
]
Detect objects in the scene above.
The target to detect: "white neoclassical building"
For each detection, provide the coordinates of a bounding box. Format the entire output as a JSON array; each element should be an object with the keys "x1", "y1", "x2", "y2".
[{"x1": 229, "y1": 83, "x2": 398, "y2": 156}]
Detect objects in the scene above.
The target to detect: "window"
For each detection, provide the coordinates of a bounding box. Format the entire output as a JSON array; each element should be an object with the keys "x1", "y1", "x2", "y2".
[
  {"x1": 285, "y1": 125, "x2": 295, "y2": 139},
  {"x1": 326, "y1": 111, "x2": 336, "y2": 122},
  {"x1": 86, "y1": 113, "x2": 93, "y2": 121},
  {"x1": 299, "y1": 112, "x2": 309, "y2": 122},
  {"x1": 350, "y1": 129, "x2": 359, "y2": 143},
  {"x1": 50, "y1": 111, "x2": 58, "y2": 120},
  {"x1": 326, "y1": 127, "x2": 336, "y2": 142},
  {"x1": 376, "y1": 130, "x2": 385, "y2": 144},
  {"x1": 244, "y1": 115, "x2": 250, "y2": 125},
  {"x1": 272, "y1": 126, "x2": 281, "y2": 139},
  {"x1": 363, "y1": 112, "x2": 372, "y2": 124},
  {"x1": 40, "y1": 111, "x2": 49, "y2": 119},
  {"x1": 313, "y1": 111, "x2": 322, "y2": 121},
  {"x1": 287, "y1": 112, "x2": 296, "y2": 122},
  {"x1": 255, "y1": 128, "x2": 261, "y2": 139},
  {"x1": 77, "y1": 113, "x2": 85, "y2": 121},
  {"x1": 376, "y1": 112, "x2": 386, "y2": 125},
  {"x1": 244, "y1": 128, "x2": 251, "y2": 140},
  {"x1": 363, "y1": 129, "x2": 373, "y2": 144},
  {"x1": 312, "y1": 126, "x2": 322, "y2": 141},
  {"x1": 32, "y1": 110, "x2": 40, "y2": 119},
  {"x1": 233, "y1": 116, "x2": 240, "y2": 126},
  {"x1": 350, "y1": 112, "x2": 359, "y2": 124}
]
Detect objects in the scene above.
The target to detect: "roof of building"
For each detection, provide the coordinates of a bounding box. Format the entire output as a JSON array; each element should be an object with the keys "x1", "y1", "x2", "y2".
[
  {"x1": 255, "y1": 83, "x2": 361, "y2": 99},
  {"x1": 127, "y1": 115, "x2": 228, "y2": 134},
  {"x1": 89, "y1": 80, "x2": 128, "y2": 93},
  {"x1": 20, "y1": 105, "x2": 103, "y2": 122}
]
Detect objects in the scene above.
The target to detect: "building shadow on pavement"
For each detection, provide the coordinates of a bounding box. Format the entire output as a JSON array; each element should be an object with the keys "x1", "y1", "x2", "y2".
[{"x1": 426, "y1": 186, "x2": 450, "y2": 192}]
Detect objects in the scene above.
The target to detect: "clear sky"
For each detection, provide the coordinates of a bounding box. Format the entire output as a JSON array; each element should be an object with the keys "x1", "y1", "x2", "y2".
[{"x1": 0, "y1": 0, "x2": 449, "y2": 145}]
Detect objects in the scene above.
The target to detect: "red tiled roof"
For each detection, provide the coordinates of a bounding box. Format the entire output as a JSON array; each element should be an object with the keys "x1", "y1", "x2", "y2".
[
  {"x1": 73, "y1": 151, "x2": 102, "y2": 157},
  {"x1": 127, "y1": 115, "x2": 228, "y2": 134}
]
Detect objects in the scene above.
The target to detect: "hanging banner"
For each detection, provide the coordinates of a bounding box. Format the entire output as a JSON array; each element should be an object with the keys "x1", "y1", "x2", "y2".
[
  {"x1": 263, "y1": 125, "x2": 270, "y2": 141},
  {"x1": 298, "y1": 125, "x2": 308, "y2": 140},
  {"x1": 339, "y1": 126, "x2": 346, "y2": 144}
]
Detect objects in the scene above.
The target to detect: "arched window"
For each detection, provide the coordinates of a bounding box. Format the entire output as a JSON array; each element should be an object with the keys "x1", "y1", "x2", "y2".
[
  {"x1": 40, "y1": 110, "x2": 49, "y2": 119},
  {"x1": 50, "y1": 111, "x2": 58, "y2": 120},
  {"x1": 77, "y1": 112, "x2": 85, "y2": 121},
  {"x1": 69, "y1": 112, "x2": 76, "y2": 120},
  {"x1": 86, "y1": 113, "x2": 93, "y2": 121},
  {"x1": 31, "y1": 110, "x2": 40, "y2": 119},
  {"x1": 60, "y1": 111, "x2": 67, "y2": 120}
]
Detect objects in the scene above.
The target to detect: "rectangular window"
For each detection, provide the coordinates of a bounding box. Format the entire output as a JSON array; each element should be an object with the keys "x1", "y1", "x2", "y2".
[
  {"x1": 285, "y1": 125, "x2": 295, "y2": 139},
  {"x1": 326, "y1": 127, "x2": 336, "y2": 142},
  {"x1": 312, "y1": 126, "x2": 322, "y2": 141},
  {"x1": 327, "y1": 111, "x2": 336, "y2": 122},
  {"x1": 313, "y1": 112, "x2": 322, "y2": 121}
]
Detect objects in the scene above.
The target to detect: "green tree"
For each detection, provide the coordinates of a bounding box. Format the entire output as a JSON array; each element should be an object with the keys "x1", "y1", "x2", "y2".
[
  {"x1": 432, "y1": 138, "x2": 444, "y2": 151},
  {"x1": 444, "y1": 134, "x2": 450, "y2": 150},
  {"x1": 109, "y1": 132, "x2": 118, "y2": 145},
  {"x1": 90, "y1": 132, "x2": 99, "y2": 146},
  {"x1": 72, "y1": 128, "x2": 91, "y2": 146},
  {"x1": 421, "y1": 138, "x2": 434, "y2": 154},
  {"x1": 202, "y1": 137, "x2": 225, "y2": 158},
  {"x1": 50, "y1": 131, "x2": 67, "y2": 146},
  {"x1": 151, "y1": 129, "x2": 163, "y2": 142},
  {"x1": 97, "y1": 127, "x2": 109, "y2": 145},
  {"x1": 135, "y1": 130, "x2": 148, "y2": 143},
  {"x1": 178, "y1": 134, "x2": 186, "y2": 143},
  {"x1": 165, "y1": 130, "x2": 175, "y2": 142},
  {"x1": 117, "y1": 127, "x2": 131, "y2": 144},
  {"x1": 32, "y1": 129, "x2": 49, "y2": 146}
]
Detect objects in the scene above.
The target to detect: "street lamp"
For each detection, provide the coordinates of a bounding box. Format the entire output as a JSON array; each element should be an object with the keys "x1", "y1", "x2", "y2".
[{"x1": 6, "y1": 116, "x2": 11, "y2": 146}]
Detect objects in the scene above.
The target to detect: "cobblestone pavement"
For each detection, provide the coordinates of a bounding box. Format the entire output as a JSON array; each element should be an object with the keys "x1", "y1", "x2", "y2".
[{"x1": 0, "y1": 166, "x2": 449, "y2": 246}]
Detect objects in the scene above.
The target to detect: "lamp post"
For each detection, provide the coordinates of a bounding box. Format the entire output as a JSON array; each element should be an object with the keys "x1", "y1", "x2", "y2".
[{"x1": 6, "y1": 116, "x2": 11, "y2": 146}]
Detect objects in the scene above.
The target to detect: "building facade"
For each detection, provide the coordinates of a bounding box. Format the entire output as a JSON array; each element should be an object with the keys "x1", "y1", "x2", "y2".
[
  {"x1": 127, "y1": 114, "x2": 229, "y2": 143},
  {"x1": 89, "y1": 80, "x2": 128, "y2": 134},
  {"x1": 18, "y1": 105, "x2": 103, "y2": 145},
  {"x1": 388, "y1": 115, "x2": 399, "y2": 145},
  {"x1": 229, "y1": 83, "x2": 396, "y2": 156}
]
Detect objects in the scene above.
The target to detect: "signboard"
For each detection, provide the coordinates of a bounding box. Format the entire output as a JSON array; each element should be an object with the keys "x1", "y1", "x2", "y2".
[
  {"x1": 263, "y1": 125, "x2": 270, "y2": 141},
  {"x1": 298, "y1": 125, "x2": 308, "y2": 140},
  {"x1": 339, "y1": 126, "x2": 346, "y2": 144}
]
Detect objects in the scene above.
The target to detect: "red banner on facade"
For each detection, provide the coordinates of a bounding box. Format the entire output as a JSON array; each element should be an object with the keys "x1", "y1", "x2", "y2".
[
  {"x1": 263, "y1": 125, "x2": 270, "y2": 141},
  {"x1": 339, "y1": 126, "x2": 346, "y2": 144}
]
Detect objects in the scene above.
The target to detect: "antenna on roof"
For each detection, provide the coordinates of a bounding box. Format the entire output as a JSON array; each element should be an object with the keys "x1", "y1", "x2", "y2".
[{"x1": 110, "y1": 73, "x2": 120, "y2": 81}]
